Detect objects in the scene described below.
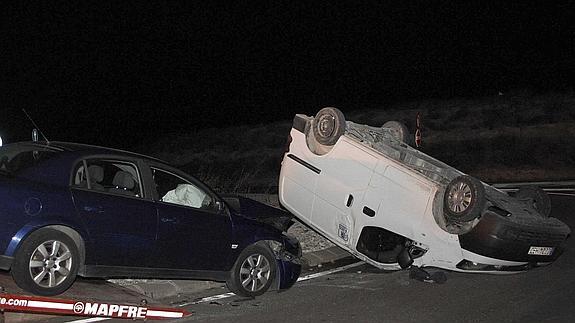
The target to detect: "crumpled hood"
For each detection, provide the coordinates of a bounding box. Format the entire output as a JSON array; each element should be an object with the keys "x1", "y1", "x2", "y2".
[{"x1": 222, "y1": 195, "x2": 295, "y2": 232}]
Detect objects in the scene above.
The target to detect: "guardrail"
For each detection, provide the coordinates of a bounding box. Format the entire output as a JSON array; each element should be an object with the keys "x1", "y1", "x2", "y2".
[
  {"x1": 493, "y1": 181, "x2": 575, "y2": 193},
  {"x1": 242, "y1": 182, "x2": 575, "y2": 207}
]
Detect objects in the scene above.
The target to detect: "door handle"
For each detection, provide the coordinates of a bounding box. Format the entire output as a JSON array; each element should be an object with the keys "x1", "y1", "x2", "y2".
[
  {"x1": 161, "y1": 217, "x2": 179, "y2": 224},
  {"x1": 346, "y1": 194, "x2": 354, "y2": 207},
  {"x1": 363, "y1": 206, "x2": 376, "y2": 217},
  {"x1": 83, "y1": 206, "x2": 104, "y2": 213}
]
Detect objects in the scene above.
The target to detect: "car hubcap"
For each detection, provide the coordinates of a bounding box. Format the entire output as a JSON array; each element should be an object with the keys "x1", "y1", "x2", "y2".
[
  {"x1": 29, "y1": 240, "x2": 73, "y2": 288},
  {"x1": 317, "y1": 115, "x2": 335, "y2": 138},
  {"x1": 447, "y1": 182, "x2": 472, "y2": 213},
  {"x1": 239, "y1": 254, "x2": 271, "y2": 293}
]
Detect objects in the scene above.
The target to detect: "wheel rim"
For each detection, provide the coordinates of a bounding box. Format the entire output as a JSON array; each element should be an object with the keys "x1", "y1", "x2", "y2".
[
  {"x1": 447, "y1": 182, "x2": 473, "y2": 214},
  {"x1": 28, "y1": 240, "x2": 73, "y2": 288},
  {"x1": 316, "y1": 114, "x2": 336, "y2": 139},
  {"x1": 239, "y1": 253, "x2": 271, "y2": 293}
]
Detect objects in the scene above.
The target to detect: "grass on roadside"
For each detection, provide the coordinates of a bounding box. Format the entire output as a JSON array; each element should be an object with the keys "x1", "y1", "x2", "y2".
[{"x1": 138, "y1": 91, "x2": 575, "y2": 193}]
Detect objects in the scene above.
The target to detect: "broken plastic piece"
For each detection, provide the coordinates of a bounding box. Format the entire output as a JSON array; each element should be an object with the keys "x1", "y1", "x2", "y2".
[{"x1": 409, "y1": 267, "x2": 447, "y2": 284}]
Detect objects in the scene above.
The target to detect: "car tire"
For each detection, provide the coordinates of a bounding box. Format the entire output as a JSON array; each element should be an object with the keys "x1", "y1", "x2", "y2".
[
  {"x1": 311, "y1": 107, "x2": 346, "y2": 146},
  {"x1": 226, "y1": 243, "x2": 277, "y2": 298},
  {"x1": 11, "y1": 229, "x2": 80, "y2": 296},
  {"x1": 443, "y1": 176, "x2": 486, "y2": 222},
  {"x1": 515, "y1": 186, "x2": 551, "y2": 217},
  {"x1": 382, "y1": 121, "x2": 410, "y2": 144}
]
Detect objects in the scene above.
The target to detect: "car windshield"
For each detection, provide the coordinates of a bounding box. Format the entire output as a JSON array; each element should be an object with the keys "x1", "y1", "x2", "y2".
[{"x1": 0, "y1": 145, "x2": 58, "y2": 176}]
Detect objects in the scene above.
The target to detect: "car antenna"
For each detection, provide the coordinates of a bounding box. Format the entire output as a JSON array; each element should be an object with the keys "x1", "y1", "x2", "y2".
[{"x1": 22, "y1": 108, "x2": 50, "y2": 144}]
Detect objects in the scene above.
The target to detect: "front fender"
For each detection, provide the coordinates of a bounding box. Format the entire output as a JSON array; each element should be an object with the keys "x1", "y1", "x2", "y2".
[
  {"x1": 277, "y1": 258, "x2": 302, "y2": 290},
  {"x1": 275, "y1": 234, "x2": 302, "y2": 291}
]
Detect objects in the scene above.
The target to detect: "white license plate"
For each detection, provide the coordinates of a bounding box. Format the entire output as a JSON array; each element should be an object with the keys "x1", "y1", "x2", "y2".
[{"x1": 528, "y1": 246, "x2": 554, "y2": 256}]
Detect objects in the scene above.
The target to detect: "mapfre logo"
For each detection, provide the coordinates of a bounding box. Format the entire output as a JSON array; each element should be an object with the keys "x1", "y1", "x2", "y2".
[
  {"x1": 73, "y1": 302, "x2": 84, "y2": 314},
  {"x1": 0, "y1": 292, "x2": 188, "y2": 320},
  {"x1": 73, "y1": 301, "x2": 147, "y2": 319}
]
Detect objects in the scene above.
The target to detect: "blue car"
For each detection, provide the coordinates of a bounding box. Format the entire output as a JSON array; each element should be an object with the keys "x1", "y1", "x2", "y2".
[{"x1": 0, "y1": 141, "x2": 301, "y2": 296}]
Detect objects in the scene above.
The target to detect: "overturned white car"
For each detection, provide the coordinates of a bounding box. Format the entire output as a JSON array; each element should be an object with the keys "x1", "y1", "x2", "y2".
[{"x1": 279, "y1": 107, "x2": 570, "y2": 273}]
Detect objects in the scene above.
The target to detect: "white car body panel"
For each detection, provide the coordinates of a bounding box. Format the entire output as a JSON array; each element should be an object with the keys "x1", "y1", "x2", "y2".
[
  {"x1": 279, "y1": 113, "x2": 570, "y2": 273},
  {"x1": 281, "y1": 128, "x2": 469, "y2": 271}
]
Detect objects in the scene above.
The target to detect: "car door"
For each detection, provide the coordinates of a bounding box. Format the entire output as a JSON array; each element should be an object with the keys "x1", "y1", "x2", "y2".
[
  {"x1": 312, "y1": 138, "x2": 379, "y2": 247},
  {"x1": 149, "y1": 166, "x2": 232, "y2": 271},
  {"x1": 71, "y1": 158, "x2": 157, "y2": 268},
  {"x1": 360, "y1": 162, "x2": 434, "y2": 240}
]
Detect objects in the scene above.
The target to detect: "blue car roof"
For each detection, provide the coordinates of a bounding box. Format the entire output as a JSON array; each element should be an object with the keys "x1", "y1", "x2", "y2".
[
  {"x1": 1, "y1": 141, "x2": 173, "y2": 187},
  {"x1": 10, "y1": 141, "x2": 168, "y2": 164}
]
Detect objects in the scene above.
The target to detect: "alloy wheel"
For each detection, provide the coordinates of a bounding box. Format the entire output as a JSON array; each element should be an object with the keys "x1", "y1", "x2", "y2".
[
  {"x1": 239, "y1": 253, "x2": 271, "y2": 292},
  {"x1": 28, "y1": 240, "x2": 73, "y2": 288}
]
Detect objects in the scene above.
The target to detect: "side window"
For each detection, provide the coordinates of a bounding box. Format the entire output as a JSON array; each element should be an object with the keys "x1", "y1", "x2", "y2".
[
  {"x1": 72, "y1": 159, "x2": 142, "y2": 198},
  {"x1": 152, "y1": 167, "x2": 216, "y2": 212},
  {"x1": 0, "y1": 146, "x2": 57, "y2": 175}
]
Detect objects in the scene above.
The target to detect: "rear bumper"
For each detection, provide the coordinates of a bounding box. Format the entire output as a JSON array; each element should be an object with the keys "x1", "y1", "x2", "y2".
[
  {"x1": 0, "y1": 255, "x2": 13, "y2": 270},
  {"x1": 459, "y1": 212, "x2": 570, "y2": 264}
]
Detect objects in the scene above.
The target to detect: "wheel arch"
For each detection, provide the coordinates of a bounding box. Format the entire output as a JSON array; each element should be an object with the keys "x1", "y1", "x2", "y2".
[
  {"x1": 259, "y1": 238, "x2": 302, "y2": 291},
  {"x1": 6, "y1": 225, "x2": 87, "y2": 273},
  {"x1": 233, "y1": 239, "x2": 277, "y2": 262},
  {"x1": 226, "y1": 241, "x2": 279, "y2": 297}
]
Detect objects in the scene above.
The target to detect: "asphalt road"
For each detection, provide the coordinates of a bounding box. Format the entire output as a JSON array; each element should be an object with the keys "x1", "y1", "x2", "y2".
[
  {"x1": 3, "y1": 194, "x2": 573, "y2": 323},
  {"x1": 173, "y1": 193, "x2": 574, "y2": 323}
]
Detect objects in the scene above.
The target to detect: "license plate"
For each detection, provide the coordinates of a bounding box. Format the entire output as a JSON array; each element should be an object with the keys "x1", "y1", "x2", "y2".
[{"x1": 528, "y1": 246, "x2": 554, "y2": 256}]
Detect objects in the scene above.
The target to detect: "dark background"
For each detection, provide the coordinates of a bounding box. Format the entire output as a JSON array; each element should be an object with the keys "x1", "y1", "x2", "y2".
[{"x1": 1, "y1": 1, "x2": 574, "y2": 149}]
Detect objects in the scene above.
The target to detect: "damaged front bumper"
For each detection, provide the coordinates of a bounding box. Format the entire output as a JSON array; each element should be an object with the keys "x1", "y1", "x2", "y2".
[
  {"x1": 458, "y1": 210, "x2": 570, "y2": 270},
  {"x1": 269, "y1": 235, "x2": 303, "y2": 290}
]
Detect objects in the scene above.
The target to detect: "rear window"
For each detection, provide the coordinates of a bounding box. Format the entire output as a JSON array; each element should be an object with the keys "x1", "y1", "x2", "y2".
[
  {"x1": 0, "y1": 145, "x2": 58, "y2": 175},
  {"x1": 72, "y1": 159, "x2": 143, "y2": 197}
]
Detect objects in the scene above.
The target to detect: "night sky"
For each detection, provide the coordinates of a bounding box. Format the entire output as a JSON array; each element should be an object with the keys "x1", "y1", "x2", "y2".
[{"x1": 2, "y1": 1, "x2": 574, "y2": 148}]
